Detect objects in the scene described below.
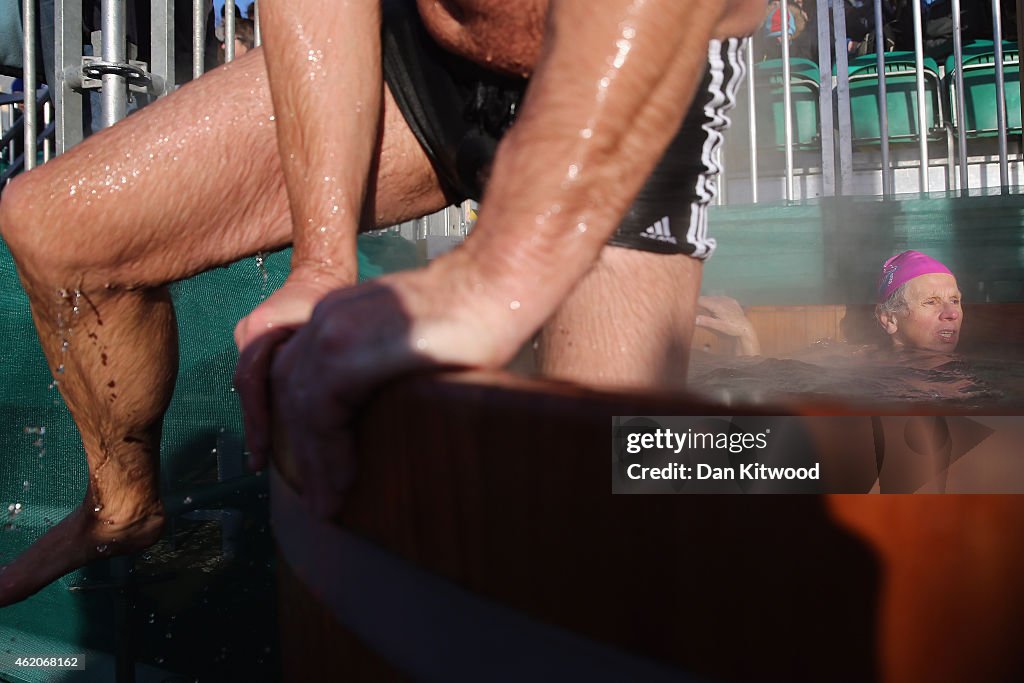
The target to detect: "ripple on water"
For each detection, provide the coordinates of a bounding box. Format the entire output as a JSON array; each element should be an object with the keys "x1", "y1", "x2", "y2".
[{"x1": 687, "y1": 345, "x2": 1020, "y2": 410}]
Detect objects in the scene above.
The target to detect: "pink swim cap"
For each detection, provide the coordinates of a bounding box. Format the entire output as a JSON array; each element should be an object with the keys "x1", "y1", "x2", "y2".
[{"x1": 877, "y1": 250, "x2": 953, "y2": 303}]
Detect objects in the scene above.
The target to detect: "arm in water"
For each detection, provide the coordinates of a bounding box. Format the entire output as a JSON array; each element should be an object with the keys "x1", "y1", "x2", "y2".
[{"x1": 696, "y1": 295, "x2": 762, "y2": 356}]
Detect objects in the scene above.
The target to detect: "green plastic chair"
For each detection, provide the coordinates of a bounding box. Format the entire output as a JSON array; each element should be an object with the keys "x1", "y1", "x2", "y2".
[
  {"x1": 845, "y1": 52, "x2": 944, "y2": 143},
  {"x1": 740, "y1": 58, "x2": 821, "y2": 149},
  {"x1": 944, "y1": 41, "x2": 1021, "y2": 136}
]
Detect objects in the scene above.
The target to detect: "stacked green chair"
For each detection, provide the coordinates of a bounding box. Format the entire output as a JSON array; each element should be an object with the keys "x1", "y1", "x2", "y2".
[
  {"x1": 845, "y1": 52, "x2": 944, "y2": 143},
  {"x1": 944, "y1": 41, "x2": 1021, "y2": 136},
  {"x1": 734, "y1": 58, "x2": 821, "y2": 149}
]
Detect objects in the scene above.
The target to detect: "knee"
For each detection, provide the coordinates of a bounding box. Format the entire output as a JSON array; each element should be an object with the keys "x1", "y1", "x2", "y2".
[
  {"x1": 0, "y1": 172, "x2": 57, "y2": 281},
  {"x1": 0, "y1": 171, "x2": 92, "y2": 288},
  {"x1": 0, "y1": 173, "x2": 36, "y2": 257}
]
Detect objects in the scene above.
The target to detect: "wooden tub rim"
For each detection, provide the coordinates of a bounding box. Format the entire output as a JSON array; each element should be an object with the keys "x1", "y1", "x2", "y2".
[{"x1": 270, "y1": 465, "x2": 703, "y2": 683}]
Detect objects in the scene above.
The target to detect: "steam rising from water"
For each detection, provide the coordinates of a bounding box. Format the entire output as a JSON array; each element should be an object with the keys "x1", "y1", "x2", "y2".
[{"x1": 687, "y1": 343, "x2": 1016, "y2": 410}]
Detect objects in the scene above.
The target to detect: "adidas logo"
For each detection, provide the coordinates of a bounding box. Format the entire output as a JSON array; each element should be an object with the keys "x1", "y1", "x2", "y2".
[{"x1": 641, "y1": 216, "x2": 676, "y2": 244}]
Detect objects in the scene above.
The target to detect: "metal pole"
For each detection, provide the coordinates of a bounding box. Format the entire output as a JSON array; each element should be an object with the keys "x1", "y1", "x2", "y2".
[
  {"x1": 874, "y1": 0, "x2": 891, "y2": 196},
  {"x1": 746, "y1": 39, "x2": 758, "y2": 203},
  {"x1": 100, "y1": 0, "x2": 127, "y2": 127},
  {"x1": 254, "y1": 0, "x2": 261, "y2": 47},
  {"x1": 816, "y1": 0, "x2": 835, "y2": 197},
  {"x1": 55, "y1": 0, "x2": 85, "y2": 153},
  {"x1": 833, "y1": 0, "x2": 854, "y2": 195},
  {"x1": 43, "y1": 98, "x2": 52, "y2": 162},
  {"x1": 992, "y1": 0, "x2": 1009, "y2": 188},
  {"x1": 7, "y1": 106, "x2": 14, "y2": 168},
  {"x1": 951, "y1": 0, "x2": 968, "y2": 191},
  {"x1": 1017, "y1": 0, "x2": 1024, "y2": 132},
  {"x1": 911, "y1": 0, "x2": 929, "y2": 192},
  {"x1": 22, "y1": 0, "x2": 37, "y2": 170},
  {"x1": 225, "y1": 0, "x2": 236, "y2": 62},
  {"x1": 781, "y1": 0, "x2": 794, "y2": 200},
  {"x1": 2, "y1": 106, "x2": 11, "y2": 173},
  {"x1": 151, "y1": 0, "x2": 175, "y2": 96},
  {"x1": 193, "y1": 0, "x2": 205, "y2": 79}
]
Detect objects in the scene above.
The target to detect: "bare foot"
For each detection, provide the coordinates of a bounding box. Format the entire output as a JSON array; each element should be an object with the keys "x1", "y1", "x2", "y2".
[{"x1": 0, "y1": 494, "x2": 164, "y2": 607}]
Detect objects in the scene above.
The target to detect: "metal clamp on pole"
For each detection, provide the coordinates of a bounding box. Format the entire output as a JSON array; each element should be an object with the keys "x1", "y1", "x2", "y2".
[{"x1": 80, "y1": 57, "x2": 153, "y2": 92}]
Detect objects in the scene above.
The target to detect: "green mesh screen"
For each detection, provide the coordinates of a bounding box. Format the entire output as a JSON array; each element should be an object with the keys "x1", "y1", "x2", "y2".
[
  {"x1": 0, "y1": 230, "x2": 420, "y2": 682},
  {"x1": 703, "y1": 193, "x2": 1024, "y2": 305}
]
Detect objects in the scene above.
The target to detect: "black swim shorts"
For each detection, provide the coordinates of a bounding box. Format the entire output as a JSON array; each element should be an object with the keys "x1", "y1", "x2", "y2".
[{"x1": 381, "y1": 0, "x2": 747, "y2": 259}]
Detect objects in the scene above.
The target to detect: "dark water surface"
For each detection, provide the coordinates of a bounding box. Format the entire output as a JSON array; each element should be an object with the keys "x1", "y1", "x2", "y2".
[{"x1": 687, "y1": 342, "x2": 1024, "y2": 411}]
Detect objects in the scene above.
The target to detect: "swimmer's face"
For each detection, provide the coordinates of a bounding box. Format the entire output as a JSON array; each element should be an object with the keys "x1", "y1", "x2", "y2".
[{"x1": 882, "y1": 273, "x2": 963, "y2": 352}]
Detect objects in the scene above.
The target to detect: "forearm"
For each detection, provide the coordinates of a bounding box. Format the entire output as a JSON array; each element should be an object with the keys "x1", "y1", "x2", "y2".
[
  {"x1": 437, "y1": 0, "x2": 728, "y2": 359},
  {"x1": 260, "y1": 0, "x2": 382, "y2": 282}
]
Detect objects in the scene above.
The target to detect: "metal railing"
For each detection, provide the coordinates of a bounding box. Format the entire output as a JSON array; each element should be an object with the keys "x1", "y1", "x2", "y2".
[
  {"x1": 10, "y1": 1, "x2": 1019, "y2": 206},
  {"x1": 731, "y1": 0, "x2": 1020, "y2": 202},
  {"x1": 3, "y1": 0, "x2": 477, "y2": 239}
]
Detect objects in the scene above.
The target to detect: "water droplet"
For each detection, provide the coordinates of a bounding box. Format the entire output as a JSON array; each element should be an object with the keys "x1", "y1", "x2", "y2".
[
  {"x1": 183, "y1": 496, "x2": 193, "y2": 505},
  {"x1": 415, "y1": 338, "x2": 428, "y2": 351},
  {"x1": 510, "y1": 301, "x2": 521, "y2": 311},
  {"x1": 96, "y1": 544, "x2": 108, "y2": 553},
  {"x1": 93, "y1": 505, "x2": 103, "y2": 513},
  {"x1": 576, "y1": 222, "x2": 588, "y2": 233}
]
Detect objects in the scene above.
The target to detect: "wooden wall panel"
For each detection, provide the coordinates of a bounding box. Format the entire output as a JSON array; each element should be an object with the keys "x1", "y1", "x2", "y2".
[{"x1": 693, "y1": 304, "x2": 1024, "y2": 357}]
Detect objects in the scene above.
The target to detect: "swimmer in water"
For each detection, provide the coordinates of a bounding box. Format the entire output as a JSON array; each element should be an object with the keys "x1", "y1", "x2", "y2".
[
  {"x1": 696, "y1": 250, "x2": 964, "y2": 356},
  {"x1": 0, "y1": 0, "x2": 766, "y2": 604}
]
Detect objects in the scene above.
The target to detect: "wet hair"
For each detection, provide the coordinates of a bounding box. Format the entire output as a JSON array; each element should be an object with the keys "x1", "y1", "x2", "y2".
[{"x1": 875, "y1": 281, "x2": 910, "y2": 323}]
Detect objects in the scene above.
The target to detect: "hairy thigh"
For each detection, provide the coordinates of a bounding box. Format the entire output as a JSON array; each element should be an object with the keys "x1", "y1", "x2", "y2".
[
  {"x1": 536, "y1": 246, "x2": 702, "y2": 388},
  {"x1": 5, "y1": 48, "x2": 446, "y2": 288}
]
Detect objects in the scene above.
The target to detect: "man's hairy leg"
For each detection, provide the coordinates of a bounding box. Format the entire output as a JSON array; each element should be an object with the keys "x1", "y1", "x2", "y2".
[
  {"x1": 536, "y1": 247, "x2": 702, "y2": 388},
  {"x1": 0, "y1": 48, "x2": 446, "y2": 606}
]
